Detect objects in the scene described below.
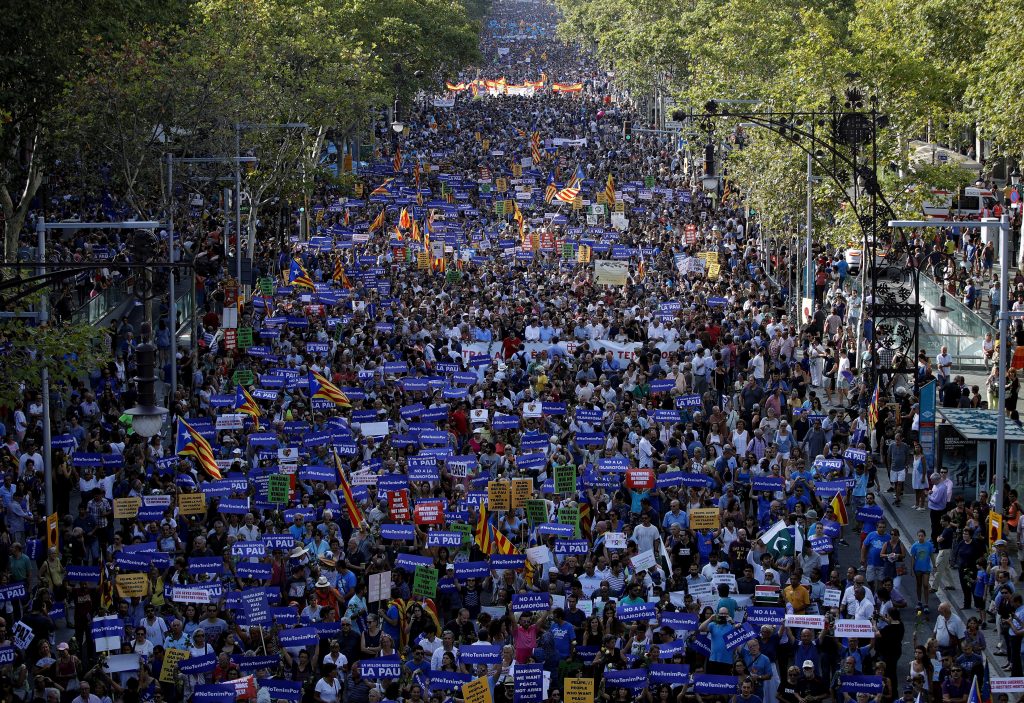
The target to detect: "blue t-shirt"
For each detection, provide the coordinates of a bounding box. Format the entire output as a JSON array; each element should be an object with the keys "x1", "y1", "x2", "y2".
[
  {"x1": 864, "y1": 531, "x2": 888, "y2": 567},
  {"x1": 708, "y1": 621, "x2": 734, "y2": 664},
  {"x1": 549, "y1": 620, "x2": 574, "y2": 658},
  {"x1": 911, "y1": 541, "x2": 935, "y2": 572},
  {"x1": 859, "y1": 505, "x2": 883, "y2": 534}
]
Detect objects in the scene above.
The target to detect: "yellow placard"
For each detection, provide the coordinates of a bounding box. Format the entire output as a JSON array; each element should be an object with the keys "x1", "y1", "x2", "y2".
[
  {"x1": 511, "y1": 478, "x2": 533, "y2": 508},
  {"x1": 482, "y1": 139, "x2": 490, "y2": 151},
  {"x1": 495, "y1": 178, "x2": 508, "y2": 192},
  {"x1": 596, "y1": 193, "x2": 608, "y2": 204},
  {"x1": 990, "y1": 511, "x2": 1004, "y2": 542},
  {"x1": 462, "y1": 677, "x2": 493, "y2": 703},
  {"x1": 354, "y1": 183, "x2": 364, "y2": 197},
  {"x1": 565, "y1": 678, "x2": 595, "y2": 703},
  {"x1": 417, "y1": 251, "x2": 430, "y2": 269},
  {"x1": 689, "y1": 507, "x2": 721, "y2": 530},
  {"x1": 475, "y1": 132, "x2": 482, "y2": 142},
  {"x1": 487, "y1": 481, "x2": 511, "y2": 511},
  {"x1": 614, "y1": 202, "x2": 625, "y2": 213},
  {"x1": 47, "y1": 512, "x2": 60, "y2": 549},
  {"x1": 113, "y1": 497, "x2": 141, "y2": 519},
  {"x1": 160, "y1": 649, "x2": 190, "y2": 684},
  {"x1": 178, "y1": 493, "x2": 206, "y2": 516},
  {"x1": 572, "y1": 196, "x2": 584, "y2": 211},
  {"x1": 116, "y1": 572, "x2": 150, "y2": 598},
  {"x1": 707, "y1": 262, "x2": 721, "y2": 280},
  {"x1": 512, "y1": 164, "x2": 523, "y2": 177}
]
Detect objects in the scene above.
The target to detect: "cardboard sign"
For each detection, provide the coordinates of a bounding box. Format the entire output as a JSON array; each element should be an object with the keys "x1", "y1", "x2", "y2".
[
  {"x1": 630, "y1": 549, "x2": 657, "y2": 573},
  {"x1": 605, "y1": 532, "x2": 627, "y2": 549},
  {"x1": 161, "y1": 649, "x2": 190, "y2": 683},
  {"x1": 412, "y1": 566, "x2": 439, "y2": 598},
  {"x1": 488, "y1": 481, "x2": 511, "y2": 511},
  {"x1": 526, "y1": 499, "x2": 548, "y2": 525},
  {"x1": 512, "y1": 478, "x2": 533, "y2": 508},
  {"x1": 823, "y1": 588, "x2": 841, "y2": 608},
  {"x1": 267, "y1": 474, "x2": 291, "y2": 504},
  {"x1": 414, "y1": 501, "x2": 445, "y2": 525},
  {"x1": 462, "y1": 677, "x2": 493, "y2": 703},
  {"x1": 368, "y1": 572, "x2": 392, "y2": 604},
  {"x1": 178, "y1": 493, "x2": 206, "y2": 516},
  {"x1": 565, "y1": 678, "x2": 595, "y2": 703},
  {"x1": 388, "y1": 490, "x2": 411, "y2": 520},
  {"x1": 113, "y1": 497, "x2": 141, "y2": 519},
  {"x1": 116, "y1": 573, "x2": 149, "y2": 598},
  {"x1": 558, "y1": 506, "x2": 580, "y2": 537},
  {"x1": 689, "y1": 508, "x2": 720, "y2": 530}
]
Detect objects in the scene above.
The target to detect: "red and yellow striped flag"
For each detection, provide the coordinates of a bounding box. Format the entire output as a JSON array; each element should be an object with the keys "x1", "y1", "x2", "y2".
[
  {"x1": 369, "y1": 208, "x2": 387, "y2": 233},
  {"x1": 334, "y1": 449, "x2": 365, "y2": 528}
]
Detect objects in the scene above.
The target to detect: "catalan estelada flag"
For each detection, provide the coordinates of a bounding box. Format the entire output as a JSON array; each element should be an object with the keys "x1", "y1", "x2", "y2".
[
  {"x1": 333, "y1": 449, "x2": 365, "y2": 527},
  {"x1": 831, "y1": 491, "x2": 849, "y2": 525},
  {"x1": 309, "y1": 370, "x2": 352, "y2": 407},
  {"x1": 368, "y1": 208, "x2": 387, "y2": 233},
  {"x1": 545, "y1": 173, "x2": 557, "y2": 204},
  {"x1": 370, "y1": 178, "x2": 394, "y2": 196},
  {"x1": 288, "y1": 259, "x2": 315, "y2": 289},
  {"x1": 175, "y1": 417, "x2": 223, "y2": 480},
  {"x1": 475, "y1": 504, "x2": 492, "y2": 553},
  {"x1": 867, "y1": 379, "x2": 881, "y2": 431},
  {"x1": 605, "y1": 173, "x2": 616, "y2": 208},
  {"x1": 234, "y1": 385, "x2": 262, "y2": 430}
]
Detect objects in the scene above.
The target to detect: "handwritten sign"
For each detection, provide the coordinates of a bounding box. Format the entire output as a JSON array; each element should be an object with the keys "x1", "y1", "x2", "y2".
[
  {"x1": 267, "y1": 474, "x2": 291, "y2": 504},
  {"x1": 113, "y1": 497, "x2": 141, "y2": 519},
  {"x1": 689, "y1": 508, "x2": 720, "y2": 530},
  {"x1": 565, "y1": 678, "x2": 594, "y2": 703},
  {"x1": 488, "y1": 481, "x2": 511, "y2": 511},
  {"x1": 512, "y1": 478, "x2": 533, "y2": 508},
  {"x1": 178, "y1": 493, "x2": 206, "y2": 516},
  {"x1": 116, "y1": 573, "x2": 149, "y2": 598},
  {"x1": 160, "y1": 649, "x2": 190, "y2": 683}
]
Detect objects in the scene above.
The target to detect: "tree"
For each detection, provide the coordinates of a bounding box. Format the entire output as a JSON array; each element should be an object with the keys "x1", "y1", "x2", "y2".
[{"x1": 967, "y1": 0, "x2": 1024, "y2": 159}]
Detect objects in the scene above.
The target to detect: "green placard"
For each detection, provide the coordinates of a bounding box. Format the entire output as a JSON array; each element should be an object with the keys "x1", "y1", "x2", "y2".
[
  {"x1": 237, "y1": 327, "x2": 253, "y2": 349},
  {"x1": 554, "y1": 465, "x2": 576, "y2": 494},
  {"x1": 412, "y1": 565, "x2": 439, "y2": 598},
  {"x1": 526, "y1": 499, "x2": 548, "y2": 526},
  {"x1": 267, "y1": 474, "x2": 290, "y2": 504},
  {"x1": 451, "y1": 523, "x2": 473, "y2": 544},
  {"x1": 445, "y1": 269, "x2": 462, "y2": 284},
  {"x1": 558, "y1": 506, "x2": 580, "y2": 538},
  {"x1": 644, "y1": 175, "x2": 655, "y2": 188},
  {"x1": 562, "y1": 242, "x2": 575, "y2": 260},
  {"x1": 258, "y1": 277, "x2": 275, "y2": 296},
  {"x1": 232, "y1": 369, "x2": 254, "y2": 386},
  {"x1": 480, "y1": 183, "x2": 492, "y2": 194}
]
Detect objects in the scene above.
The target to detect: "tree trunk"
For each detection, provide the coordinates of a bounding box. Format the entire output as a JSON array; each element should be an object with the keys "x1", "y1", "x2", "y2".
[{"x1": 1, "y1": 128, "x2": 44, "y2": 267}]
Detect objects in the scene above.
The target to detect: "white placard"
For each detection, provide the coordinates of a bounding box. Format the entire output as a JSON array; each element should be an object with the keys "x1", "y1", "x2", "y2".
[
  {"x1": 823, "y1": 588, "x2": 841, "y2": 608},
  {"x1": 712, "y1": 573, "x2": 738, "y2": 592},
  {"x1": 550, "y1": 594, "x2": 566, "y2": 610},
  {"x1": 522, "y1": 401, "x2": 542, "y2": 418},
  {"x1": 171, "y1": 587, "x2": 212, "y2": 604},
  {"x1": 369, "y1": 571, "x2": 393, "y2": 604},
  {"x1": 215, "y1": 414, "x2": 245, "y2": 430},
  {"x1": 688, "y1": 581, "x2": 713, "y2": 599},
  {"x1": 611, "y1": 213, "x2": 628, "y2": 231},
  {"x1": 526, "y1": 546, "x2": 548, "y2": 565},
  {"x1": 785, "y1": 614, "x2": 826, "y2": 629},
  {"x1": 360, "y1": 421, "x2": 390, "y2": 438},
  {"x1": 577, "y1": 599, "x2": 594, "y2": 616},
  {"x1": 350, "y1": 470, "x2": 378, "y2": 486},
  {"x1": 834, "y1": 619, "x2": 875, "y2": 638},
  {"x1": 145, "y1": 494, "x2": 172, "y2": 507},
  {"x1": 605, "y1": 532, "x2": 627, "y2": 549},
  {"x1": 104, "y1": 653, "x2": 141, "y2": 674},
  {"x1": 11, "y1": 621, "x2": 33, "y2": 651},
  {"x1": 630, "y1": 549, "x2": 657, "y2": 573},
  {"x1": 471, "y1": 409, "x2": 489, "y2": 423},
  {"x1": 990, "y1": 678, "x2": 1024, "y2": 693}
]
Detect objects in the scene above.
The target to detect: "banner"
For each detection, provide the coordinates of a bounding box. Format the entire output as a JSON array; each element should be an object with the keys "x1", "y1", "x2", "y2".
[
  {"x1": 115, "y1": 573, "x2": 149, "y2": 598},
  {"x1": 692, "y1": 675, "x2": 738, "y2": 695},
  {"x1": 834, "y1": 619, "x2": 874, "y2": 638},
  {"x1": 603, "y1": 669, "x2": 648, "y2": 692},
  {"x1": 160, "y1": 649, "x2": 190, "y2": 683},
  {"x1": 839, "y1": 676, "x2": 884, "y2": 694},
  {"x1": 919, "y1": 379, "x2": 936, "y2": 473},
  {"x1": 515, "y1": 664, "x2": 545, "y2": 703}
]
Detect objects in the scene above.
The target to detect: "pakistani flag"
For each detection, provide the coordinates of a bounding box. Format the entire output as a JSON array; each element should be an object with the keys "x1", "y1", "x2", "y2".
[{"x1": 761, "y1": 519, "x2": 804, "y2": 557}]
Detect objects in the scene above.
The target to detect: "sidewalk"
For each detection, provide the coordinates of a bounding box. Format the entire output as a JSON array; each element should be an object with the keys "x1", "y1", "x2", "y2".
[{"x1": 875, "y1": 472, "x2": 1010, "y2": 675}]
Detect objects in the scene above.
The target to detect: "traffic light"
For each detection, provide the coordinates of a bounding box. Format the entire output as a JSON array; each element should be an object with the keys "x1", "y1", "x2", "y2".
[{"x1": 622, "y1": 121, "x2": 632, "y2": 140}]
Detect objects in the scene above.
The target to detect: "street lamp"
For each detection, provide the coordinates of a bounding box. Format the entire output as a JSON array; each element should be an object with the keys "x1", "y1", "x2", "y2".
[
  {"x1": 1011, "y1": 165, "x2": 1021, "y2": 187},
  {"x1": 124, "y1": 323, "x2": 168, "y2": 438}
]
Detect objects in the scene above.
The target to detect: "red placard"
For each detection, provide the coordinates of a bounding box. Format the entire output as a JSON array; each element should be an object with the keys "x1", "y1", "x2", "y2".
[
  {"x1": 625, "y1": 469, "x2": 655, "y2": 490},
  {"x1": 223, "y1": 329, "x2": 237, "y2": 350},
  {"x1": 388, "y1": 489, "x2": 411, "y2": 520},
  {"x1": 413, "y1": 500, "x2": 445, "y2": 525}
]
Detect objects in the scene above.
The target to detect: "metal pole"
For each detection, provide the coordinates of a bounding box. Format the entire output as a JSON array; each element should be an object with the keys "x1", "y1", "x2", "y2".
[
  {"x1": 37, "y1": 216, "x2": 52, "y2": 515},
  {"x1": 806, "y1": 152, "x2": 814, "y2": 325},
  {"x1": 997, "y1": 213, "x2": 1011, "y2": 510},
  {"x1": 167, "y1": 154, "x2": 178, "y2": 406},
  {"x1": 235, "y1": 124, "x2": 243, "y2": 286}
]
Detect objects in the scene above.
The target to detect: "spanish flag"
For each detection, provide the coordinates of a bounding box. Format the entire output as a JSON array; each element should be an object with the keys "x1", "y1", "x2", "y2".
[
  {"x1": 368, "y1": 208, "x2": 387, "y2": 233},
  {"x1": 605, "y1": 173, "x2": 616, "y2": 208},
  {"x1": 288, "y1": 259, "x2": 315, "y2": 290},
  {"x1": 831, "y1": 491, "x2": 849, "y2": 525},
  {"x1": 333, "y1": 449, "x2": 365, "y2": 527},
  {"x1": 234, "y1": 385, "x2": 262, "y2": 430},
  {"x1": 175, "y1": 417, "x2": 223, "y2": 480},
  {"x1": 309, "y1": 370, "x2": 352, "y2": 407}
]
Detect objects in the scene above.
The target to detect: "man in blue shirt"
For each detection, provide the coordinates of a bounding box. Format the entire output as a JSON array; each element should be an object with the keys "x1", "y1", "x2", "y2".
[
  {"x1": 861, "y1": 520, "x2": 890, "y2": 590},
  {"x1": 700, "y1": 606, "x2": 737, "y2": 674},
  {"x1": 548, "y1": 608, "x2": 575, "y2": 661}
]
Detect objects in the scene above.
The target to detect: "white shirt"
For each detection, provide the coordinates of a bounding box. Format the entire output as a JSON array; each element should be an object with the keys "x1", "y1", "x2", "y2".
[
  {"x1": 314, "y1": 676, "x2": 342, "y2": 703},
  {"x1": 936, "y1": 353, "x2": 953, "y2": 375},
  {"x1": 934, "y1": 613, "x2": 966, "y2": 646},
  {"x1": 431, "y1": 645, "x2": 459, "y2": 671}
]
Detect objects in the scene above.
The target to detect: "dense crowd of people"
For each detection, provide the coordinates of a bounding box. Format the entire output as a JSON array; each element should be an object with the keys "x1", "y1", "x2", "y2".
[{"x1": 0, "y1": 3, "x2": 1020, "y2": 703}]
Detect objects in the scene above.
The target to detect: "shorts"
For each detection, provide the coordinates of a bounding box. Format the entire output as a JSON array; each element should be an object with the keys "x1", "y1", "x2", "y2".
[
  {"x1": 866, "y1": 565, "x2": 887, "y2": 583},
  {"x1": 891, "y1": 470, "x2": 906, "y2": 482}
]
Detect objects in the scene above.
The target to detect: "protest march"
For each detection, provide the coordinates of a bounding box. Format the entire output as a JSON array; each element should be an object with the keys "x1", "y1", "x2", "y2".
[{"x1": 0, "y1": 2, "x2": 1018, "y2": 703}]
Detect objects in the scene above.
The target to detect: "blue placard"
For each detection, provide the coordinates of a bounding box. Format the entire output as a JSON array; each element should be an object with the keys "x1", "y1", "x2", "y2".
[
  {"x1": 856, "y1": 505, "x2": 883, "y2": 522},
  {"x1": 232, "y1": 541, "x2": 267, "y2": 558},
  {"x1": 724, "y1": 623, "x2": 757, "y2": 650},
  {"x1": 177, "y1": 654, "x2": 218, "y2": 675},
  {"x1": 840, "y1": 676, "x2": 884, "y2": 694},
  {"x1": 537, "y1": 523, "x2": 575, "y2": 537},
  {"x1": 489, "y1": 554, "x2": 526, "y2": 570},
  {"x1": 427, "y1": 531, "x2": 465, "y2": 548},
  {"x1": 459, "y1": 644, "x2": 503, "y2": 664},
  {"x1": 394, "y1": 553, "x2": 434, "y2": 572},
  {"x1": 656, "y1": 640, "x2": 687, "y2": 658},
  {"x1": 237, "y1": 562, "x2": 273, "y2": 580},
  {"x1": 380, "y1": 524, "x2": 416, "y2": 541},
  {"x1": 692, "y1": 675, "x2": 738, "y2": 695},
  {"x1": 360, "y1": 656, "x2": 402, "y2": 679},
  {"x1": 603, "y1": 669, "x2": 649, "y2": 692},
  {"x1": 690, "y1": 634, "x2": 712, "y2": 657},
  {"x1": 511, "y1": 593, "x2": 551, "y2": 612},
  {"x1": 428, "y1": 672, "x2": 474, "y2": 692},
  {"x1": 0, "y1": 583, "x2": 26, "y2": 602},
  {"x1": 649, "y1": 665, "x2": 690, "y2": 685},
  {"x1": 843, "y1": 448, "x2": 867, "y2": 465},
  {"x1": 659, "y1": 612, "x2": 699, "y2": 631},
  {"x1": 188, "y1": 557, "x2": 225, "y2": 576},
  {"x1": 256, "y1": 680, "x2": 302, "y2": 701},
  {"x1": 616, "y1": 602, "x2": 657, "y2": 622},
  {"x1": 262, "y1": 534, "x2": 295, "y2": 551},
  {"x1": 237, "y1": 656, "x2": 281, "y2": 673},
  {"x1": 192, "y1": 685, "x2": 235, "y2": 703},
  {"x1": 676, "y1": 394, "x2": 703, "y2": 408},
  {"x1": 553, "y1": 540, "x2": 590, "y2": 555},
  {"x1": 514, "y1": 664, "x2": 545, "y2": 703},
  {"x1": 454, "y1": 562, "x2": 490, "y2": 579},
  {"x1": 0, "y1": 646, "x2": 14, "y2": 665},
  {"x1": 745, "y1": 607, "x2": 785, "y2": 626},
  {"x1": 277, "y1": 626, "x2": 319, "y2": 647},
  {"x1": 751, "y1": 476, "x2": 784, "y2": 492},
  {"x1": 66, "y1": 566, "x2": 102, "y2": 583}
]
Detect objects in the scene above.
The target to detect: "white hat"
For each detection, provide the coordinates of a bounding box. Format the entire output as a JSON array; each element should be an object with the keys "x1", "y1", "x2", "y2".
[{"x1": 315, "y1": 576, "x2": 330, "y2": 588}]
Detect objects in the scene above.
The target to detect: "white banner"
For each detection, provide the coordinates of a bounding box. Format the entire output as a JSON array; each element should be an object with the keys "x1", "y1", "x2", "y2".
[
  {"x1": 432, "y1": 98, "x2": 456, "y2": 108},
  {"x1": 505, "y1": 86, "x2": 536, "y2": 97},
  {"x1": 785, "y1": 614, "x2": 826, "y2": 629},
  {"x1": 552, "y1": 138, "x2": 588, "y2": 147},
  {"x1": 833, "y1": 619, "x2": 874, "y2": 638},
  {"x1": 991, "y1": 678, "x2": 1024, "y2": 693},
  {"x1": 171, "y1": 587, "x2": 212, "y2": 604},
  {"x1": 460, "y1": 339, "x2": 681, "y2": 367}
]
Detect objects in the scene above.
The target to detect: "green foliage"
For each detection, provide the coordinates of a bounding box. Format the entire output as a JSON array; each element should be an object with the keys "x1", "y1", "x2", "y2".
[{"x1": 0, "y1": 320, "x2": 112, "y2": 409}]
